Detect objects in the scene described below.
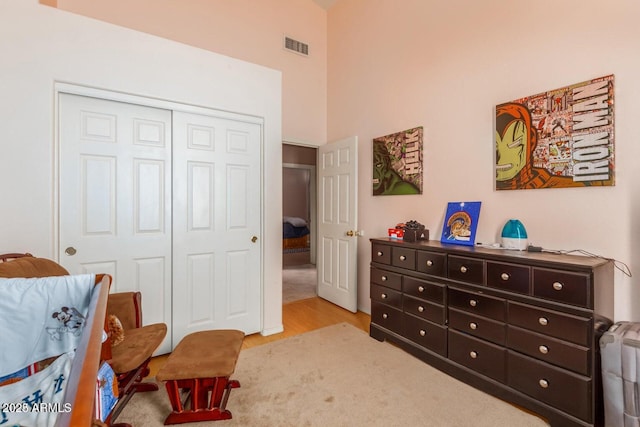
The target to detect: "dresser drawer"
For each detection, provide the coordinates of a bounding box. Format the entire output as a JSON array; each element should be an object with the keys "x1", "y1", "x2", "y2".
[
  {"x1": 507, "y1": 325, "x2": 590, "y2": 376},
  {"x1": 403, "y1": 276, "x2": 445, "y2": 303},
  {"x1": 371, "y1": 284, "x2": 402, "y2": 309},
  {"x1": 508, "y1": 301, "x2": 591, "y2": 346},
  {"x1": 370, "y1": 267, "x2": 401, "y2": 290},
  {"x1": 449, "y1": 330, "x2": 506, "y2": 383},
  {"x1": 405, "y1": 314, "x2": 447, "y2": 356},
  {"x1": 371, "y1": 301, "x2": 403, "y2": 335},
  {"x1": 448, "y1": 287, "x2": 506, "y2": 322},
  {"x1": 371, "y1": 243, "x2": 391, "y2": 265},
  {"x1": 508, "y1": 352, "x2": 592, "y2": 422},
  {"x1": 391, "y1": 247, "x2": 416, "y2": 270},
  {"x1": 448, "y1": 255, "x2": 484, "y2": 285},
  {"x1": 487, "y1": 261, "x2": 531, "y2": 295},
  {"x1": 404, "y1": 296, "x2": 445, "y2": 325},
  {"x1": 416, "y1": 251, "x2": 446, "y2": 277},
  {"x1": 533, "y1": 268, "x2": 590, "y2": 308},
  {"x1": 449, "y1": 308, "x2": 506, "y2": 346}
]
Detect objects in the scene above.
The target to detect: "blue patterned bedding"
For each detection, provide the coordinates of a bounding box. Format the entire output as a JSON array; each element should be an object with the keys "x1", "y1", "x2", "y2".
[{"x1": 283, "y1": 221, "x2": 310, "y2": 239}]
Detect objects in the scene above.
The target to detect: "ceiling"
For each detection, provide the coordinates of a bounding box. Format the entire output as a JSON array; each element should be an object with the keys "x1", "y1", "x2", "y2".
[{"x1": 312, "y1": 0, "x2": 338, "y2": 10}]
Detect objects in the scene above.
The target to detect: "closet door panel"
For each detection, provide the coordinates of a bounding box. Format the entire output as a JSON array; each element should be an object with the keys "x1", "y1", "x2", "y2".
[
  {"x1": 59, "y1": 93, "x2": 173, "y2": 354},
  {"x1": 172, "y1": 110, "x2": 262, "y2": 345}
]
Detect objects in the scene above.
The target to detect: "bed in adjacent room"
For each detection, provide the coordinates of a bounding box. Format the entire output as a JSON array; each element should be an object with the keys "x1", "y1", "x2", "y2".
[{"x1": 283, "y1": 216, "x2": 310, "y2": 253}]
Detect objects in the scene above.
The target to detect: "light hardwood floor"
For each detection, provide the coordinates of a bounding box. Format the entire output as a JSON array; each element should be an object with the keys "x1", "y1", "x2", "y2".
[{"x1": 149, "y1": 297, "x2": 370, "y2": 376}]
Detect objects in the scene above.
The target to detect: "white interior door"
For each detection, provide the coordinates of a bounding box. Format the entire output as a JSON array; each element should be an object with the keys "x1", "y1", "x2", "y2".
[
  {"x1": 59, "y1": 93, "x2": 173, "y2": 354},
  {"x1": 317, "y1": 136, "x2": 358, "y2": 312},
  {"x1": 171, "y1": 111, "x2": 262, "y2": 344}
]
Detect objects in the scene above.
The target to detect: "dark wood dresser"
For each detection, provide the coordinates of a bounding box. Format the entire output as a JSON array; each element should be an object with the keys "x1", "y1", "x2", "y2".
[{"x1": 369, "y1": 238, "x2": 614, "y2": 427}]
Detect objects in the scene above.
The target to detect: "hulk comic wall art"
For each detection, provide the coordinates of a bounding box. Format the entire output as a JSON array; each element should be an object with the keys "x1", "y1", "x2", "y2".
[{"x1": 373, "y1": 126, "x2": 423, "y2": 196}]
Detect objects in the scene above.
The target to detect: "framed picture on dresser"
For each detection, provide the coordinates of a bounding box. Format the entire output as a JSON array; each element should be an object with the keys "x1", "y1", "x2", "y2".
[{"x1": 440, "y1": 201, "x2": 481, "y2": 246}]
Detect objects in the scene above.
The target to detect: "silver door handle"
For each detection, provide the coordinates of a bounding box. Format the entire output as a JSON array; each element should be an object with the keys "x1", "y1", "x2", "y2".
[{"x1": 65, "y1": 247, "x2": 77, "y2": 256}]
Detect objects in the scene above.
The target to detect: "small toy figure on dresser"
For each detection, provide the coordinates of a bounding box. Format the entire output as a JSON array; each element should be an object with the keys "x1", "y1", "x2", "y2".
[{"x1": 400, "y1": 220, "x2": 429, "y2": 242}]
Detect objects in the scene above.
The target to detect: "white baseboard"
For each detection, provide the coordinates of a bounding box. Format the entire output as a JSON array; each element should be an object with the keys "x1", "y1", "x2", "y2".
[{"x1": 261, "y1": 324, "x2": 284, "y2": 336}]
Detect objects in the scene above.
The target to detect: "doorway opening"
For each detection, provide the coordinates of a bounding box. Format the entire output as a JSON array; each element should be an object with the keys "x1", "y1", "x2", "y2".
[{"x1": 282, "y1": 143, "x2": 317, "y2": 304}]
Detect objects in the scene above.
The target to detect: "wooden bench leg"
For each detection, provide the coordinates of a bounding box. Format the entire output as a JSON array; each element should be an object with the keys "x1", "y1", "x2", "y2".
[
  {"x1": 162, "y1": 377, "x2": 241, "y2": 425},
  {"x1": 220, "y1": 380, "x2": 241, "y2": 411}
]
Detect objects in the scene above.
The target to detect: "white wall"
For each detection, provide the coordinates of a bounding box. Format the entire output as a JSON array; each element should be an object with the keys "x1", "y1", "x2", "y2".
[
  {"x1": 0, "y1": 0, "x2": 283, "y2": 334},
  {"x1": 56, "y1": 0, "x2": 327, "y2": 146},
  {"x1": 328, "y1": 0, "x2": 640, "y2": 320}
]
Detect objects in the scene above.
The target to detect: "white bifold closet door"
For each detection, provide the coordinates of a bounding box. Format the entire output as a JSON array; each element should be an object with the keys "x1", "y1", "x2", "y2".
[
  {"x1": 58, "y1": 93, "x2": 262, "y2": 354},
  {"x1": 171, "y1": 111, "x2": 262, "y2": 341}
]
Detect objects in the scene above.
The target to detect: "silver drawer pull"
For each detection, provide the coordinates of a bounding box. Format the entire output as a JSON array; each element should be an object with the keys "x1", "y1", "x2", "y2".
[
  {"x1": 460, "y1": 266, "x2": 468, "y2": 273},
  {"x1": 418, "y1": 306, "x2": 425, "y2": 313},
  {"x1": 552, "y1": 281, "x2": 564, "y2": 291},
  {"x1": 501, "y1": 272, "x2": 510, "y2": 281},
  {"x1": 539, "y1": 317, "x2": 549, "y2": 326},
  {"x1": 400, "y1": 255, "x2": 406, "y2": 261},
  {"x1": 469, "y1": 322, "x2": 478, "y2": 330},
  {"x1": 381, "y1": 276, "x2": 388, "y2": 281},
  {"x1": 539, "y1": 379, "x2": 549, "y2": 389},
  {"x1": 418, "y1": 286, "x2": 425, "y2": 292},
  {"x1": 381, "y1": 293, "x2": 387, "y2": 299},
  {"x1": 469, "y1": 351, "x2": 478, "y2": 359},
  {"x1": 539, "y1": 345, "x2": 549, "y2": 354},
  {"x1": 419, "y1": 330, "x2": 426, "y2": 337},
  {"x1": 382, "y1": 313, "x2": 388, "y2": 319},
  {"x1": 426, "y1": 260, "x2": 433, "y2": 267},
  {"x1": 469, "y1": 299, "x2": 478, "y2": 307},
  {"x1": 377, "y1": 251, "x2": 383, "y2": 256}
]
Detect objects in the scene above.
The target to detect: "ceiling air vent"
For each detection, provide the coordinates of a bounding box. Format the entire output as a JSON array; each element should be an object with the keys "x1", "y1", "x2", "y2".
[{"x1": 284, "y1": 36, "x2": 309, "y2": 56}]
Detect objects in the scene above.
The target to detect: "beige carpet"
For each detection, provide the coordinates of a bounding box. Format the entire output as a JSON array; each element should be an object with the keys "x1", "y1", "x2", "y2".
[
  {"x1": 117, "y1": 323, "x2": 550, "y2": 426},
  {"x1": 282, "y1": 264, "x2": 317, "y2": 304}
]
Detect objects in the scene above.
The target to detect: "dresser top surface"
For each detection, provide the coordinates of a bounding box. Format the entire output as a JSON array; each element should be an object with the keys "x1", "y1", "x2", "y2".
[{"x1": 371, "y1": 238, "x2": 611, "y2": 270}]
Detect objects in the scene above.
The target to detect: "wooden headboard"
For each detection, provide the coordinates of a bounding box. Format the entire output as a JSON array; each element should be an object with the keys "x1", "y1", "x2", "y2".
[{"x1": 55, "y1": 274, "x2": 111, "y2": 426}]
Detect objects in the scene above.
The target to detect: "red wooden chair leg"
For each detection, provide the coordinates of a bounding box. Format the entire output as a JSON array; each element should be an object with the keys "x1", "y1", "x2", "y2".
[
  {"x1": 220, "y1": 379, "x2": 240, "y2": 411},
  {"x1": 164, "y1": 381, "x2": 184, "y2": 413},
  {"x1": 162, "y1": 377, "x2": 239, "y2": 425}
]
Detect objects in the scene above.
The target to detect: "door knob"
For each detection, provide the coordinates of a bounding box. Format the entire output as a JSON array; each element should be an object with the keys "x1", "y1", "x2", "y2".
[
  {"x1": 65, "y1": 247, "x2": 77, "y2": 256},
  {"x1": 346, "y1": 230, "x2": 355, "y2": 237},
  {"x1": 251, "y1": 236, "x2": 258, "y2": 243}
]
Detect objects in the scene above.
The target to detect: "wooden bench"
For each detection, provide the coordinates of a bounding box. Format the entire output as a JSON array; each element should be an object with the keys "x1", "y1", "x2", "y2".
[{"x1": 156, "y1": 330, "x2": 245, "y2": 425}]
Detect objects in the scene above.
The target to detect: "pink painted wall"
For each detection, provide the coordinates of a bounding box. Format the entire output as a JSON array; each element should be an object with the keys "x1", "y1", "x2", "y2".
[
  {"x1": 56, "y1": 0, "x2": 327, "y2": 145},
  {"x1": 283, "y1": 168, "x2": 310, "y2": 220},
  {"x1": 328, "y1": 0, "x2": 640, "y2": 319},
  {"x1": 283, "y1": 144, "x2": 316, "y2": 221}
]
